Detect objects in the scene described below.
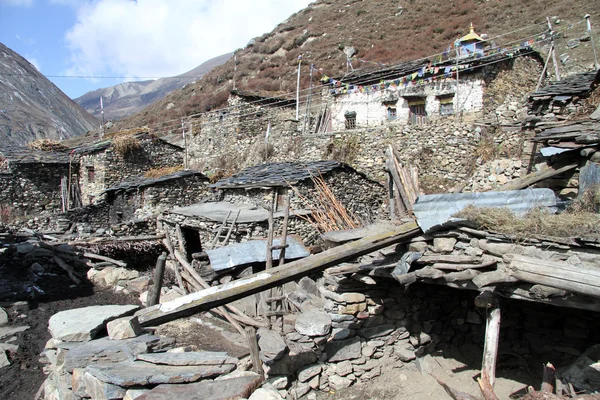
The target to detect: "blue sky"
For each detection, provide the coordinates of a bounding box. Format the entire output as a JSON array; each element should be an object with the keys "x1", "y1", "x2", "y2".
[{"x1": 0, "y1": 0, "x2": 312, "y2": 99}]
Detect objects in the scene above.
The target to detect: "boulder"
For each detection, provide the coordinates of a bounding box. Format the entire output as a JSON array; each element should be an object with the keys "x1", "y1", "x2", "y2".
[
  {"x1": 0, "y1": 325, "x2": 29, "y2": 340},
  {"x1": 0, "y1": 350, "x2": 10, "y2": 369},
  {"x1": 49, "y1": 305, "x2": 139, "y2": 342},
  {"x1": 295, "y1": 309, "x2": 331, "y2": 337},
  {"x1": 124, "y1": 389, "x2": 150, "y2": 400},
  {"x1": 248, "y1": 387, "x2": 284, "y2": 400},
  {"x1": 297, "y1": 364, "x2": 322, "y2": 382},
  {"x1": 82, "y1": 371, "x2": 127, "y2": 400},
  {"x1": 328, "y1": 374, "x2": 352, "y2": 390},
  {"x1": 0, "y1": 307, "x2": 7, "y2": 326},
  {"x1": 107, "y1": 316, "x2": 144, "y2": 340}
]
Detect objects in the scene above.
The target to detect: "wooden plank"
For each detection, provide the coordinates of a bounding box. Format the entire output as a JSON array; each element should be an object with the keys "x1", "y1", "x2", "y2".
[
  {"x1": 147, "y1": 252, "x2": 167, "y2": 307},
  {"x1": 136, "y1": 221, "x2": 421, "y2": 326},
  {"x1": 500, "y1": 161, "x2": 579, "y2": 191},
  {"x1": 418, "y1": 255, "x2": 481, "y2": 264}
]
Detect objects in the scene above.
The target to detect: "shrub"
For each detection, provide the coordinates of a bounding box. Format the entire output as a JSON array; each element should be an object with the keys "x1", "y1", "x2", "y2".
[
  {"x1": 323, "y1": 135, "x2": 361, "y2": 165},
  {"x1": 27, "y1": 139, "x2": 67, "y2": 151}
]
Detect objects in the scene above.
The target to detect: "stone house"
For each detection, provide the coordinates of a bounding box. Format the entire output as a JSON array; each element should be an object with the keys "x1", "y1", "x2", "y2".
[
  {"x1": 0, "y1": 146, "x2": 76, "y2": 217},
  {"x1": 324, "y1": 26, "x2": 543, "y2": 131},
  {"x1": 160, "y1": 160, "x2": 387, "y2": 260},
  {"x1": 71, "y1": 132, "x2": 185, "y2": 205},
  {"x1": 188, "y1": 90, "x2": 298, "y2": 172}
]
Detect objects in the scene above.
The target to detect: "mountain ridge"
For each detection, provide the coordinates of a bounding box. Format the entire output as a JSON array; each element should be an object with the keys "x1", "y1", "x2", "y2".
[
  {"x1": 74, "y1": 52, "x2": 232, "y2": 120},
  {"x1": 0, "y1": 42, "x2": 99, "y2": 148}
]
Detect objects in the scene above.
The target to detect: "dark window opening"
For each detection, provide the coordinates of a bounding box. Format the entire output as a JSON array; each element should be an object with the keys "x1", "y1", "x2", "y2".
[
  {"x1": 87, "y1": 166, "x2": 95, "y2": 183},
  {"x1": 344, "y1": 111, "x2": 357, "y2": 129},
  {"x1": 181, "y1": 227, "x2": 203, "y2": 255}
]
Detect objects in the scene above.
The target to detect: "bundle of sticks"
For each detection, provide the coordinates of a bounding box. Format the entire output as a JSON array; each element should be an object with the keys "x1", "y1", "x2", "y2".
[{"x1": 386, "y1": 144, "x2": 421, "y2": 218}]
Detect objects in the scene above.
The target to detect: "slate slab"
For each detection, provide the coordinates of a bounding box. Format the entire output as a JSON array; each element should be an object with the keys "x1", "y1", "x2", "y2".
[
  {"x1": 295, "y1": 309, "x2": 331, "y2": 337},
  {"x1": 0, "y1": 307, "x2": 8, "y2": 326},
  {"x1": 136, "y1": 351, "x2": 238, "y2": 366},
  {"x1": 83, "y1": 371, "x2": 127, "y2": 399},
  {"x1": 61, "y1": 335, "x2": 174, "y2": 372},
  {"x1": 257, "y1": 328, "x2": 288, "y2": 362},
  {"x1": 137, "y1": 373, "x2": 263, "y2": 400},
  {"x1": 325, "y1": 337, "x2": 362, "y2": 362},
  {"x1": 49, "y1": 305, "x2": 140, "y2": 342},
  {"x1": 0, "y1": 325, "x2": 29, "y2": 340},
  {"x1": 86, "y1": 361, "x2": 235, "y2": 386}
]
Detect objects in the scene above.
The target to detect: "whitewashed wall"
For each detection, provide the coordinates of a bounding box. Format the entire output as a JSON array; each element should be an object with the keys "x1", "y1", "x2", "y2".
[{"x1": 329, "y1": 74, "x2": 485, "y2": 130}]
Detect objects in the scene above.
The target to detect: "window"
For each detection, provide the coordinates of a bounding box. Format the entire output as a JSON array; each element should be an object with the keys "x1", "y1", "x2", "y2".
[
  {"x1": 344, "y1": 111, "x2": 357, "y2": 129},
  {"x1": 407, "y1": 98, "x2": 427, "y2": 125},
  {"x1": 387, "y1": 107, "x2": 397, "y2": 120},
  {"x1": 439, "y1": 95, "x2": 455, "y2": 116},
  {"x1": 86, "y1": 166, "x2": 95, "y2": 183}
]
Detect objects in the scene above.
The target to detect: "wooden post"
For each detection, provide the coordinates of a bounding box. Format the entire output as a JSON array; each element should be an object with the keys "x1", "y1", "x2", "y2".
[
  {"x1": 547, "y1": 17, "x2": 561, "y2": 80},
  {"x1": 476, "y1": 291, "x2": 501, "y2": 388},
  {"x1": 245, "y1": 326, "x2": 263, "y2": 375},
  {"x1": 148, "y1": 252, "x2": 167, "y2": 307},
  {"x1": 536, "y1": 44, "x2": 554, "y2": 90},
  {"x1": 387, "y1": 172, "x2": 396, "y2": 221}
]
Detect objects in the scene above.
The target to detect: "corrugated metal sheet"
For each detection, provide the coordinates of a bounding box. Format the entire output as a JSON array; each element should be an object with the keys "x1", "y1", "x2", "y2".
[
  {"x1": 206, "y1": 235, "x2": 310, "y2": 272},
  {"x1": 412, "y1": 188, "x2": 557, "y2": 233}
]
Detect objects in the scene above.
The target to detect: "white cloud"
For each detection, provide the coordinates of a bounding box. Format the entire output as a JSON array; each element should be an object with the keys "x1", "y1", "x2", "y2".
[
  {"x1": 64, "y1": 0, "x2": 312, "y2": 80},
  {"x1": 0, "y1": 0, "x2": 33, "y2": 6}
]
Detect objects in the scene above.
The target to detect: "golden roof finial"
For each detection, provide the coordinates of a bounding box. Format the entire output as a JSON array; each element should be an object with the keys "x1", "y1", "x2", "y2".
[{"x1": 470, "y1": 22, "x2": 475, "y2": 33}]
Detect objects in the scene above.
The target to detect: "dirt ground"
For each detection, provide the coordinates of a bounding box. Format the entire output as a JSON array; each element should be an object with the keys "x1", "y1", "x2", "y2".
[{"x1": 317, "y1": 350, "x2": 540, "y2": 400}]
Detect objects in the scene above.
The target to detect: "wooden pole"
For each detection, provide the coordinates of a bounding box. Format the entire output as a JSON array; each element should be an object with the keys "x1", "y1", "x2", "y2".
[
  {"x1": 547, "y1": 17, "x2": 561, "y2": 80},
  {"x1": 136, "y1": 221, "x2": 420, "y2": 327},
  {"x1": 245, "y1": 327, "x2": 263, "y2": 375},
  {"x1": 148, "y1": 252, "x2": 167, "y2": 307},
  {"x1": 586, "y1": 14, "x2": 599, "y2": 69},
  {"x1": 476, "y1": 291, "x2": 501, "y2": 388},
  {"x1": 387, "y1": 172, "x2": 396, "y2": 221},
  {"x1": 536, "y1": 43, "x2": 554, "y2": 90}
]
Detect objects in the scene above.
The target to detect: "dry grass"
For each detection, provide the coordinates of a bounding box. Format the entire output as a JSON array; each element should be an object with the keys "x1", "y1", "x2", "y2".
[
  {"x1": 144, "y1": 165, "x2": 184, "y2": 178},
  {"x1": 112, "y1": 135, "x2": 141, "y2": 156},
  {"x1": 105, "y1": 127, "x2": 148, "y2": 139},
  {"x1": 27, "y1": 139, "x2": 67, "y2": 152},
  {"x1": 454, "y1": 204, "x2": 600, "y2": 238}
]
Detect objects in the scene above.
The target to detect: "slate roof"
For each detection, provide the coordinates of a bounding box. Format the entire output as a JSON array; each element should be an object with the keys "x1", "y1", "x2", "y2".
[
  {"x1": 103, "y1": 170, "x2": 207, "y2": 194},
  {"x1": 533, "y1": 120, "x2": 600, "y2": 146},
  {"x1": 0, "y1": 146, "x2": 71, "y2": 165},
  {"x1": 530, "y1": 70, "x2": 600, "y2": 99},
  {"x1": 210, "y1": 161, "x2": 344, "y2": 189},
  {"x1": 230, "y1": 89, "x2": 296, "y2": 107}
]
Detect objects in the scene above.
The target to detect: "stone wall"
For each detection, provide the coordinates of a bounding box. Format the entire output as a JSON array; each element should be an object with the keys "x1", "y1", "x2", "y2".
[
  {"x1": 0, "y1": 163, "x2": 72, "y2": 217},
  {"x1": 78, "y1": 138, "x2": 184, "y2": 204}
]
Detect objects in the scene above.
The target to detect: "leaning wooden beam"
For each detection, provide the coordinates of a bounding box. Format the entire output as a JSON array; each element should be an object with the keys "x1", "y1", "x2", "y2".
[
  {"x1": 147, "y1": 252, "x2": 167, "y2": 307},
  {"x1": 136, "y1": 221, "x2": 421, "y2": 326},
  {"x1": 174, "y1": 249, "x2": 267, "y2": 328},
  {"x1": 432, "y1": 374, "x2": 481, "y2": 400},
  {"x1": 500, "y1": 161, "x2": 579, "y2": 191},
  {"x1": 53, "y1": 256, "x2": 83, "y2": 285}
]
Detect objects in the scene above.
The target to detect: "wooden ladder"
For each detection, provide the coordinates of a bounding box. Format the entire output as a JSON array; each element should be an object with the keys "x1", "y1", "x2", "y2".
[{"x1": 209, "y1": 210, "x2": 240, "y2": 249}]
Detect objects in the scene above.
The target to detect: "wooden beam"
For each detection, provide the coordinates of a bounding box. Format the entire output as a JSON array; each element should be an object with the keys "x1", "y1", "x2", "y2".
[
  {"x1": 136, "y1": 221, "x2": 421, "y2": 326},
  {"x1": 499, "y1": 161, "x2": 579, "y2": 191},
  {"x1": 147, "y1": 252, "x2": 167, "y2": 307},
  {"x1": 477, "y1": 291, "x2": 501, "y2": 389}
]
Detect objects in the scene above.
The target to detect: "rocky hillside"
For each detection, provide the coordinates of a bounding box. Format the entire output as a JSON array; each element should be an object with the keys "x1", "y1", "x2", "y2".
[
  {"x1": 75, "y1": 53, "x2": 232, "y2": 120},
  {"x1": 0, "y1": 42, "x2": 99, "y2": 148},
  {"x1": 115, "y1": 0, "x2": 600, "y2": 130}
]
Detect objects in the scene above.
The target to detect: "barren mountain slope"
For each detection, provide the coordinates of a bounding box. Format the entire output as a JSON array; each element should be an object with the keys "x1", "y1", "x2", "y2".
[
  {"x1": 0, "y1": 42, "x2": 99, "y2": 148},
  {"x1": 116, "y1": 0, "x2": 600, "y2": 130},
  {"x1": 75, "y1": 52, "x2": 232, "y2": 120}
]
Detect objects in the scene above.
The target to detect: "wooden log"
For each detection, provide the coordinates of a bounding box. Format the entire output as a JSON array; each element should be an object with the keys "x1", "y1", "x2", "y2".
[
  {"x1": 245, "y1": 327, "x2": 263, "y2": 375},
  {"x1": 473, "y1": 270, "x2": 519, "y2": 288},
  {"x1": 432, "y1": 257, "x2": 497, "y2": 271},
  {"x1": 386, "y1": 150, "x2": 411, "y2": 211},
  {"x1": 500, "y1": 161, "x2": 579, "y2": 191},
  {"x1": 394, "y1": 271, "x2": 418, "y2": 286},
  {"x1": 478, "y1": 291, "x2": 501, "y2": 389},
  {"x1": 53, "y1": 256, "x2": 82, "y2": 285},
  {"x1": 325, "y1": 263, "x2": 362, "y2": 276},
  {"x1": 174, "y1": 249, "x2": 267, "y2": 329},
  {"x1": 442, "y1": 269, "x2": 481, "y2": 282},
  {"x1": 477, "y1": 376, "x2": 500, "y2": 400},
  {"x1": 508, "y1": 254, "x2": 600, "y2": 297},
  {"x1": 39, "y1": 242, "x2": 127, "y2": 267},
  {"x1": 147, "y1": 252, "x2": 167, "y2": 307},
  {"x1": 175, "y1": 224, "x2": 187, "y2": 257},
  {"x1": 415, "y1": 267, "x2": 445, "y2": 279},
  {"x1": 136, "y1": 221, "x2": 421, "y2": 326},
  {"x1": 163, "y1": 233, "x2": 186, "y2": 294},
  {"x1": 418, "y1": 255, "x2": 481, "y2": 264},
  {"x1": 529, "y1": 285, "x2": 568, "y2": 299}
]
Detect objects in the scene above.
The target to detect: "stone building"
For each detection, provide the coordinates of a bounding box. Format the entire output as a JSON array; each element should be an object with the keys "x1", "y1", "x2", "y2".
[
  {"x1": 72, "y1": 132, "x2": 185, "y2": 205},
  {"x1": 324, "y1": 26, "x2": 543, "y2": 131},
  {"x1": 160, "y1": 160, "x2": 387, "y2": 259},
  {"x1": 0, "y1": 146, "x2": 75, "y2": 217}
]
